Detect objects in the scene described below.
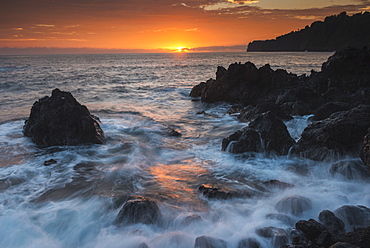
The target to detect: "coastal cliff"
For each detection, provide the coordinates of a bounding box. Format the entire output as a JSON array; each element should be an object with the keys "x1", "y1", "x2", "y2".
[{"x1": 247, "y1": 12, "x2": 370, "y2": 52}]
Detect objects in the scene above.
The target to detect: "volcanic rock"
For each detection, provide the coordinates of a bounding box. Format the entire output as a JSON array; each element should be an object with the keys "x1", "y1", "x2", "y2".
[
  {"x1": 194, "y1": 236, "x2": 227, "y2": 248},
  {"x1": 291, "y1": 105, "x2": 370, "y2": 161},
  {"x1": 23, "y1": 88, "x2": 104, "y2": 146},
  {"x1": 360, "y1": 129, "x2": 370, "y2": 169},
  {"x1": 114, "y1": 195, "x2": 161, "y2": 225}
]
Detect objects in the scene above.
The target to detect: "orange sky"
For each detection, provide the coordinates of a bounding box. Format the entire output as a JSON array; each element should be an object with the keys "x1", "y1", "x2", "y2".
[{"x1": 1, "y1": 0, "x2": 369, "y2": 52}]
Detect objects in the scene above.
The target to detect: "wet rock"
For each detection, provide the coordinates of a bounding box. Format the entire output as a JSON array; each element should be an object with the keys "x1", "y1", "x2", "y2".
[
  {"x1": 0, "y1": 177, "x2": 26, "y2": 192},
  {"x1": 295, "y1": 219, "x2": 327, "y2": 240},
  {"x1": 237, "y1": 238, "x2": 261, "y2": 248},
  {"x1": 180, "y1": 214, "x2": 203, "y2": 227},
  {"x1": 266, "y1": 213, "x2": 296, "y2": 226},
  {"x1": 223, "y1": 112, "x2": 295, "y2": 155},
  {"x1": 114, "y1": 195, "x2": 161, "y2": 225},
  {"x1": 189, "y1": 81, "x2": 207, "y2": 98},
  {"x1": 291, "y1": 105, "x2": 370, "y2": 161},
  {"x1": 44, "y1": 159, "x2": 57, "y2": 166},
  {"x1": 237, "y1": 102, "x2": 293, "y2": 123},
  {"x1": 341, "y1": 226, "x2": 370, "y2": 248},
  {"x1": 198, "y1": 184, "x2": 252, "y2": 200},
  {"x1": 311, "y1": 102, "x2": 352, "y2": 121},
  {"x1": 275, "y1": 195, "x2": 312, "y2": 216},
  {"x1": 329, "y1": 242, "x2": 359, "y2": 248},
  {"x1": 318, "y1": 210, "x2": 345, "y2": 234},
  {"x1": 23, "y1": 88, "x2": 104, "y2": 146},
  {"x1": 262, "y1": 180, "x2": 294, "y2": 190},
  {"x1": 227, "y1": 104, "x2": 244, "y2": 114},
  {"x1": 221, "y1": 128, "x2": 262, "y2": 153},
  {"x1": 164, "y1": 125, "x2": 182, "y2": 137},
  {"x1": 256, "y1": 227, "x2": 289, "y2": 248},
  {"x1": 329, "y1": 159, "x2": 370, "y2": 179},
  {"x1": 194, "y1": 235, "x2": 227, "y2": 248},
  {"x1": 360, "y1": 129, "x2": 370, "y2": 169},
  {"x1": 137, "y1": 243, "x2": 149, "y2": 248},
  {"x1": 333, "y1": 205, "x2": 370, "y2": 230}
]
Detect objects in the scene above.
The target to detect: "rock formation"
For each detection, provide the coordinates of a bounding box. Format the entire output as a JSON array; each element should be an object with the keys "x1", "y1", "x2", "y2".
[{"x1": 23, "y1": 88, "x2": 104, "y2": 146}]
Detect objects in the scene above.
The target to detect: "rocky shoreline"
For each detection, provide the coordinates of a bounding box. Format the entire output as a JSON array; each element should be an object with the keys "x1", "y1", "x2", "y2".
[{"x1": 190, "y1": 47, "x2": 370, "y2": 248}]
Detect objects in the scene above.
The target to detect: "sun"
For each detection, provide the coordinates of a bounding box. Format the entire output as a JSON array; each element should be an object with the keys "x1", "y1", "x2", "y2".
[{"x1": 176, "y1": 47, "x2": 186, "y2": 52}]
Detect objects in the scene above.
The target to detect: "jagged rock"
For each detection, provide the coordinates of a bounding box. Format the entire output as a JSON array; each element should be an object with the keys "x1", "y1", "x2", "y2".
[
  {"x1": 190, "y1": 81, "x2": 207, "y2": 98},
  {"x1": 360, "y1": 129, "x2": 370, "y2": 169},
  {"x1": 114, "y1": 195, "x2": 161, "y2": 225},
  {"x1": 198, "y1": 184, "x2": 253, "y2": 200},
  {"x1": 223, "y1": 112, "x2": 295, "y2": 155},
  {"x1": 194, "y1": 236, "x2": 227, "y2": 248},
  {"x1": 23, "y1": 88, "x2": 104, "y2": 146},
  {"x1": 329, "y1": 159, "x2": 370, "y2": 179},
  {"x1": 237, "y1": 238, "x2": 261, "y2": 248},
  {"x1": 295, "y1": 219, "x2": 327, "y2": 240},
  {"x1": 291, "y1": 105, "x2": 370, "y2": 161},
  {"x1": 341, "y1": 227, "x2": 370, "y2": 248},
  {"x1": 333, "y1": 205, "x2": 370, "y2": 230},
  {"x1": 190, "y1": 62, "x2": 300, "y2": 106},
  {"x1": 222, "y1": 127, "x2": 262, "y2": 153},
  {"x1": 237, "y1": 102, "x2": 293, "y2": 122},
  {"x1": 275, "y1": 195, "x2": 312, "y2": 216},
  {"x1": 256, "y1": 226, "x2": 289, "y2": 248},
  {"x1": 311, "y1": 102, "x2": 352, "y2": 121},
  {"x1": 329, "y1": 242, "x2": 359, "y2": 248},
  {"x1": 319, "y1": 210, "x2": 345, "y2": 234},
  {"x1": 227, "y1": 104, "x2": 244, "y2": 114}
]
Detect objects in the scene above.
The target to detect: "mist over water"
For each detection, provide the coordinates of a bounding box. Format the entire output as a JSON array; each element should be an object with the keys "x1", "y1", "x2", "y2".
[{"x1": 1, "y1": 52, "x2": 368, "y2": 248}]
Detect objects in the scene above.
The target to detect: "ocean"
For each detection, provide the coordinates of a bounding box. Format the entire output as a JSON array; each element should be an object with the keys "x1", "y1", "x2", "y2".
[{"x1": 1, "y1": 52, "x2": 368, "y2": 248}]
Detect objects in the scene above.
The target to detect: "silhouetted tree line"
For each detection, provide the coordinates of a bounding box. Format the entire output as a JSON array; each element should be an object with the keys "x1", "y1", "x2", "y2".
[{"x1": 247, "y1": 12, "x2": 370, "y2": 52}]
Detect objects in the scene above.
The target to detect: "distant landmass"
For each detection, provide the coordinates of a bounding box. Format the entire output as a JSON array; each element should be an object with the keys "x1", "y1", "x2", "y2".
[{"x1": 247, "y1": 12, "x2": 370, "y2": 52}]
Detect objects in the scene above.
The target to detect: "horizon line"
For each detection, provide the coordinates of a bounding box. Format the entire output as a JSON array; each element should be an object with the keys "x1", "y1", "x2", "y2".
[{"x1": 0, "y1": 45, "x2": 248, "y2": 55}]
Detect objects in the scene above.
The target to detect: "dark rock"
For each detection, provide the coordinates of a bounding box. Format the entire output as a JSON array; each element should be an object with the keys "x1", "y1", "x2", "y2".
[
  {"x1": 191, "y1": 62, "x2": 300, "y2": 106},
  {"x1": 194, "y1": 236, "x2": 227, "y2": 248},
  {"x1": 360, "y1": 129, "x2": 370, "y2": 169},
  {"x1": 23, "y1": 88, "x2": 104, "y2": 146},
  {"x1": 238, "y1": 102, "x2": 293, "y2": 123},
  {"x1": 312, "y1": 102, "x2": 352, "y2": 121},
  {"x1": 318, "y1": 210, "x2": 345, "y2": 234},
  {"x1": 333, "y1": 205, "x2": 370, "y2": 230},
  {"x1": 275, "y1": 195, "x2": 312, "y2": 216},
  {"x1": 329, "y1": 159, "x2": 370, "y2": 179},
  {"x1": 295, "y1": 219, "x2": 327, "y2": 240},
  {"x1": 291, "y1": 105, "x2": 370, "y2": 161},
  {"x1": 227, "y1": 104, "x2": 244, "y2": 114},
  {"x1": 248, "y1": 112, "x2": 296, "y2": 155},
  {"x1": 44, "y1": 159, "x2": 57, "y2": 166},
  {"x1": 256, "y1": 227, "x2": 289, "y2": 248},
  {"x1": 341, "y1": 227, "x2": 370, "y2": 248},
  {"x1": 198, "y1": 184, "x2": 252, "y2": 200},
  {"x1": 222, "y1": 128, "x2": 262, "y2": 153},
  {"x1": 262, "y1": 180, "x2": 294, "y2": 190},
  {"x1": 114, "y1": 195, "x2": 161, "y2": 225},
  {"x1": 189, "y1": 82, "x2": 207, "y2": 98},
  {"x1": 223, "y1": 112, "x2": 295, "y2": 155},
  {"x1": 315, "y1": 231, "x2": 333, "y2": 247},
  {"x1": 237, "y1": 238, "x2": 261, "y2": 248},
  {"x1": 329, "y1": 242, "x2": 359, "y2": 248},
  {"x1": 180, "y1": 214, "x2": 203, "y2": 227}
]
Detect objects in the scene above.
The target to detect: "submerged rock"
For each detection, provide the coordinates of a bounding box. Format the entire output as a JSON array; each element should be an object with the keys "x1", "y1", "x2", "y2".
[
  {"x1": 333, "y1": 205, "x2": 370, "y2": 230},
  {"x1": 23, "y1": 88, "x2": 104, "y2": 146},
  {"x1": 256, "y1": 226, "x2": 289, "y2": 248},
  {"x1": 329, "y1": 159, "x2": 370, "y2": 179},
  {"x1": 194, "y1": 236, "x2": 227, "y2": 248},
  {"x1": 237, "y1": 238, "x2": 261, "y2": 248},
  {"x1": 114, "y1": 195, "x2": 161, "y2": 225},
  {"x1": 198, "y1": 184, "x2": 254, "y2": 200},
  {"x1": 275, "y1": 195, "x2": 312, "y2": 216}
]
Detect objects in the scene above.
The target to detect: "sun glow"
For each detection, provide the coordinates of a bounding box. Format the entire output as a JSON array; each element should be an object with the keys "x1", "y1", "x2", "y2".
[{"x1": 163, "y1": 46, "x2": 191, "y2": 53}]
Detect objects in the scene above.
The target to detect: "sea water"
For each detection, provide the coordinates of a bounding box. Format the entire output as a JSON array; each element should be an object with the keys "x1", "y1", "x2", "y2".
[{"x1": 0, "y1": 52, "x2": 368, "y2": 248}]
